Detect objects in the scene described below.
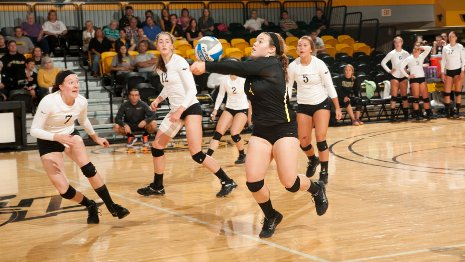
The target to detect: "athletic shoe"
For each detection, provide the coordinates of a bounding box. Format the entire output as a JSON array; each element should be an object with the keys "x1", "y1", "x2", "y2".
[
  {"x1": 306, "y1": 157, "x2": 320, "y2": 178},
  {"x1": 216, "y1": 180, "x2": 237, "y2": 197},
  {"x1": 86, "y1": 200, "x2": 100, "y2": 224},
  {"x1": 415, "y1": 111, "x2": 422, "y2": 121},
  {"x1": 352, "y1": 120, "x2": 360, "y2": 126},
  {"x1": 311, "y1": 181, "x2": 328, "y2": 216},
  {"x1": 127, "y1": 137, "x2": 138, "y2": 148},
  {"x1": 259, "y1": 211, "x2": 283, "y2": 238},
  {"x1": 234, "y1": 154, "x2": 246, "y2": 164},
  {"x1": 137, "y1": 184, "x2": 166, "y2": 196},
  {"x1": 357, "y1": 119, "x2": 364, "y2": 125},
  {"x1": 110, "y1": 203, "x2": 130, "y2": 219},
  {"x1": 319, "y1": 170, "x2": 328, "y2": 184},
  {"x1": 389, "y1": 114, "x2": 396, "y2": 122},
  {"x1": 453, "y1": 113, "x2": 460, "y2": 119}
]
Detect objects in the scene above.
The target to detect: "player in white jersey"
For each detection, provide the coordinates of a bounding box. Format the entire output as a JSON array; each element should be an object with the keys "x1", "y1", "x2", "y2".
[
  {"x1": 29, "y1": 70, "x2": 130, "y2": 224},
  {"x1": 136, "y1": 32, "x2": 237, "y2": 198},
  {"x1": 400, "y1": 44, "x2": 433, "y2": 120},
  {"x1": 441, "y1": 31, "x2": 465, "y2": 118},
  {"x1": 287, "y1": 36, "x2": 341, "y2": 185},
  {"x1": 206, "y1": 68, "x2": 250, "y2": 164},
  {"x1": 381, "y1": 36, "x2": 411, "y2": 121}
]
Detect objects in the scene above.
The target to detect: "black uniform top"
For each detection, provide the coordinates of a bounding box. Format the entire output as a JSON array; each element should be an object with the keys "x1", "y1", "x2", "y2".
[
  {"x1": 337, "y1": 76, "x2": 360, "y2": 98},
  {"x1": 206, "y1": 56, "x2": 295, "y2": 127},
  {"x1": 115, "y1": 100, "x2": 157, "y2": 127}
]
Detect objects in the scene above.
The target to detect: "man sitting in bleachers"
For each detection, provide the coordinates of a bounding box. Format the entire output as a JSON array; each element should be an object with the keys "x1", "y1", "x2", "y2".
[
  {"x1": 119, "y1": 5, "x2": 141, "y2": 30},
  {"x1": 11, "y1": 58, "x2": 37, "y2": 99},
  {"x1": 310, "y1": 29, "x2": 326, "y2": 54},
  {"x1": 244, "y1": 10, "x2": 268, "y2": 37},
  {"x1": 134, "y1": 40, "x2": 156, "y2": 79},
  {"x1": 1, "y1": 40, "x2": 26, "y2": 86},
  {"x1": 7, "y1": 27, "x2": 34, "y2": 55},
  {"x1": 113, "y1": 87, "x2": 157, "y2": 147}
]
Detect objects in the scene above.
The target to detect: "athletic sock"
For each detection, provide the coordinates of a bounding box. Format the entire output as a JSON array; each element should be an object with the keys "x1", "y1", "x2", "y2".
[
  {"x1": 95, "y1": 185, "x2": 114, "y2": 211},
  {"x1": 126, "y1": 133, "x2": 134, "y2": 138},
  {"x1": 153, "y1": 173, "x2": 163, "y2": 188},
  {"x1": 320, "y1": 161, "x2": 328, "y2": 172},
  {"x1": 214, "y1": 168, "x2": 231, "y2": 183},
  {"x1": 206, "y1": 148, "x2": 214, "y2": 156},
  {"x1": 390, "y1": 109, "x2": 395, "y2": 117},
  {"x1": 79, "y1": 196, "x2": 92, "y2": 207},
  {"x1": 456, "y1": 103, "x2": 461, "y2": 114},
  {"x1": 258, "y1": 199, "x2": 277, "y2": 219},
  {"x1": 402, "y1": 108, "x2": 409, "y2": 118},
  {"x1": 308, "y1": 181, "x2": 319, "y2": 194},
  {"x1": 308, "y1": 154, "x2": 317, "y2": 163}
]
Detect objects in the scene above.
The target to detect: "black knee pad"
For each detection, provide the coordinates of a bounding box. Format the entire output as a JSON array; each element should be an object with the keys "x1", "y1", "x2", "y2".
[
  {"x1": 285, "y1": 176, "x2": 300, "y2": 193},
  {"x1": 423, "y1": 98, "x2": 430, "y2": 103},
  {"x1": 401, "y1": 96, "x2": 408, "y2": 101},
  {"x1": 60, "y1": 185, "x2": 76, "y2": 199},
  {"x1": 390, "y1": 96, "x2": 397, "y2": 102},
  {"x1": 246, "y1": 179, "x2": 264, "y2": 192},
  {"x1": 412, "y1": 98, "x2": 420, "y2": 104},
  {"x1": 212, "y1": 131, "x2": 223, "y2": 141},
  {"x1": 231, "y1": 134, "x2": 241, "y2": 143},
  {"x1": 192, "y1": 151, "x2": 206, "y2": 164},
  {"x1": 316, "y1": 140, "x2": 328, "y2": 151},
  {"x1": 81, "y1": 162, "x2": 97, "y2": 178},
  {"x1": 443, "y1": 92, "x2": 451, "y2": 97},
  {"x1": 455, "y1": 91, "x2": 462, "y2": 96},
  {"x1": 300, "y1": 144, "x2": 312, "y2": 152},
  {"x1": 151, "y1": 147, "x2": 164, "y2": 157}
]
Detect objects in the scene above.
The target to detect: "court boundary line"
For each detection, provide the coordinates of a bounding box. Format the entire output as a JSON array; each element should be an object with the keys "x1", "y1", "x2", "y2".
[
  {"x1": 345, "y1": 242, "x2": 465, "y2": 262},
  {"x1": 27, "y1": 167, "x2": 328, "y2": 262}
]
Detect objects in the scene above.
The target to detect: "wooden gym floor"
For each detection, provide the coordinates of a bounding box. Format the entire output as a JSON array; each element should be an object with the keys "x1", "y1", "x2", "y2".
[{"x1": 1, "y1": 119, "x2": 465, "y2": 261}]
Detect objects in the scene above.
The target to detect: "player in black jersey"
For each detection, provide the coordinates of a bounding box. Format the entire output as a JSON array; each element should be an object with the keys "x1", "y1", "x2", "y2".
[{"x1": 191, "y1": 32, "x2": 328, "y2": 238}]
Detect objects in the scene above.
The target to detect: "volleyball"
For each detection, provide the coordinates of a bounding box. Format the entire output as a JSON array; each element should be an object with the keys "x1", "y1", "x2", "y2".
[{"x1": 195, "y1": 36, "x2": 223, "y2": 62}]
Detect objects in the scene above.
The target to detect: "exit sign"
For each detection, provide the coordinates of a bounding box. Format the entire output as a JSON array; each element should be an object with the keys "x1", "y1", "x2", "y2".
[{"x1": 381, "y1": 9, "x2": 392, "y2": 17}]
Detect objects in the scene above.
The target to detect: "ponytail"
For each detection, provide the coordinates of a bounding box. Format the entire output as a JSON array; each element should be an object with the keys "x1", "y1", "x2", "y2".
[
  {"x1": 51, "y1": 85, "x2": 60, "y2": 93},
  {"x1": 155, "y1": 32, "x2": 175, "y2": 73}
]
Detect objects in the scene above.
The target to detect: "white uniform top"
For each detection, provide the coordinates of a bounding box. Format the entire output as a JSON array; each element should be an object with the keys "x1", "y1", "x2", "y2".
[
  {"x1": 156, "y1": 54, "x2": 199, "y2": 111},
  {"x1": 381, "y1": 49, "x2": 410, "y2": 78},
  {"x1": 441, "y1": 43, "x2": 465, "y2": 73},
  {"x1": 287, "y1": 57, "x2": 337, "y2": 105},
  {"x1": 214, "y1": 76, "x2": 248, "y2": 111},
  {"x1": 30, "y1": 91, "x2": 95, "y2": 141},
  {"x1": 400, "y1": 46, "x2": 432, "y2": 78}
]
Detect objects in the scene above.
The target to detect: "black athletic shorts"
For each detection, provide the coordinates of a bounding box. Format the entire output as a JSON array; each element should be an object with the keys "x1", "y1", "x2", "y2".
[
  {"x1": 180, "y1": 103, "x2": 203, "y2": 120},
  {"x1": 252, "y1": 121, "x2": 297, "y2": 145},
  {"x1": 389, "y1": 74, "x2": 407, "y2": 82},
  {"x1": 37, "y1": 129, "x2": 80, "y2": 157},
  {"x1": 225, "y1": 107, "x2": 248, "y2": 117},
  {"x1": 409, "y1": 77, "x2": 426, "y2": 84},
  {"x1": 297, "y1": 98, "x2": 331, "y2": 117},
  {"x1": 446, "y1": 68, "x2": 462, "y2": 77}
]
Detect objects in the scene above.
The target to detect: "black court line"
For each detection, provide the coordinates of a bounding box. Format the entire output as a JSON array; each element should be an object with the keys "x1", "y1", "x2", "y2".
[{"x1": 391, "y1": 145, "x2": 465, "y2": 171}]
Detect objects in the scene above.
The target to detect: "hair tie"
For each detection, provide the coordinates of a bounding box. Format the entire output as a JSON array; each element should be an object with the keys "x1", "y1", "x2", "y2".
[{"x1": 267, "y1": 32, "x2": 281, "y2": 55}]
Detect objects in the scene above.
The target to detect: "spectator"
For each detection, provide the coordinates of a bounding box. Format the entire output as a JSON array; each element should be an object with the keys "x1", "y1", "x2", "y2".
[
  {"x1": 432, "y1": 35, "x2": 446, "y2": 55},
  {"x1": 12, "y1": 58, "x2": 37, "y2": 99},
  {"x1": 0, "y1": 35, "x2": 8, "y2": 57},
  {"x1": 88, "y1": 28, "x2": 112, "y2": 77},
  {"x1": 113, "y1": 87, "x2": 157, "y2": 147},
  {"x1": 37, "y1": 56, "x2": 61, "y2": 98},
  {"x1": 32, "y1": 46, "x2": 43, "y2": 71},
  {"x1": 178, "y1": 8, "x2": 192, "y2": 32},
  {"x1": 42, "y1": 10, "x2": 67, "y2": 56},
  {"x1": 21, "y1": 13, "x2": 49, "y2": 54},
  {"x1": 159, "y1": 8, "x2": 171, "y2": 32},
  {"x1": 168, "y1": 14, "x2": 184, "y2": 39},
  {"x1": 143, "y1": 16, "x2": 161, "y2": 42},
  {"x1": 1, "y1": 40, "x2": 26, "y2": 80},
  {"x1": 135, "y1": 28, "x2": 155, "y2": 49},
  {"x1": 310, "y1": 29, "x2": 326, "y2": 53},
  {"x1": 119, "y1": 5, "x2": 141, "y2": 30},
  {"x1": 186, "y1": 18, "x2": 203, "y2": 45},
  {"x1": 82, "y1": 20, "x2": 95, "y2": 53},
  {"x1": 103, "y1": 20, "x2": 120, "y2": 43},
  {"x1": 244, "y1": 10, "x2": 268, "y2": 35},
  {"x1": 111, "y1": 44, "x2": 135, "y2": 96},
  {"x1": 134, "y1": 40, "x2": 156, "y2": 78},
  {"x1": 115, "y1": 29, "x2": 136, "y2": 52},
  {"x1": 7, "y1": 27, "x2": 34, "y2": 55},
  {"x1": 309, "y1": 8, "x2": 329, "y2": 30},
  {"x1": 337, "y1": 64, "x2": 363, "y2": 126},
  {"x1": 198, "y1": 8, "x2": 215, "y2": 36},
  {"x1": 279, "y1": 10, "x2": 299, "y2": 37},
  {"x1": 125, "y1": 17, "x2": 140, "y2": 43},
  {"x1": 441, "y1": 32, "x2": 448, "y2": 44},
  {"x1": 141, "y1": 10, "x2": 155, "y2": 27},
  {"x1": 0, "y1": 61, "x2": 7, "y2": 100}
]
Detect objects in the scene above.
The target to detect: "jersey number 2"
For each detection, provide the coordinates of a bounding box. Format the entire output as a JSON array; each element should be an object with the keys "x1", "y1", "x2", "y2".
[{"x1": 231, "y1": 87, "x2": 237, "y2": 94}]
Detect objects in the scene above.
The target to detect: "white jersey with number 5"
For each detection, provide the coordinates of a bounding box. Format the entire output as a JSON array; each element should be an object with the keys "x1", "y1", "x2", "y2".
[
  {"x1": 400, "y1": 46, "x2": 432, "y2": 78},
  {"x1": 30, "y1": 91, "x2": 95, "y2": 141},
  {"x1": 156, "y1": 54, "x2": 199, "y2": 111},
  {"x1": 287, "y1": 57, "x2": 337, "y2": 105},
  {"x1": 214, "y1": 76, "x2": 248, "y2": 110}
]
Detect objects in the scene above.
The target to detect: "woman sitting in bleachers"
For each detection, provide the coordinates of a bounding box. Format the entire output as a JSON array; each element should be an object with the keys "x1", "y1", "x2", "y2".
[
  {"x1": 111, "y1": 44, "x2": 135, "y2": 97},
  {"x1": 186, "y1": 18, "x2": 203, "y2": 46},
  {"x1": 88, "y1": 28, "x2": 112, "y2": 77},
  {"x1": 42, "y1": 10, "x2": 67, "y2": 56},
  {"x1": 32, "y1": 46, "x2": 43, "y2": 71},
  {"x1": 336, "y1": 64, "x2": 363, "y2": 126},
  {"x1": 115, "y1": 29, "x2": 136, "y2": 52},
  {"x1": 37, "y1": 56, "x2": 61, "y2": 99}
]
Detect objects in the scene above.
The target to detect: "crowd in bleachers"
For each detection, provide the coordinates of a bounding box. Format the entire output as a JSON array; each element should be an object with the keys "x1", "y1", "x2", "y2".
[{"x1": 0, "y1": 4, "x2": 461, "y2": 126}]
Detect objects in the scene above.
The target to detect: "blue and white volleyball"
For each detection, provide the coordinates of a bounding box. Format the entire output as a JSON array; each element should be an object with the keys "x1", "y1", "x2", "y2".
[{"x1": 195, "y1": 36, "x2": 223, "y2": 62}]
